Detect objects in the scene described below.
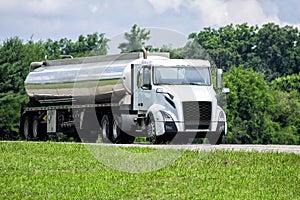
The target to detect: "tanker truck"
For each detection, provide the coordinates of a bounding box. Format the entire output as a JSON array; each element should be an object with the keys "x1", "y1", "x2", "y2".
[{"x1": 20, "y1": 52, "x2": 229, "y2": 144}]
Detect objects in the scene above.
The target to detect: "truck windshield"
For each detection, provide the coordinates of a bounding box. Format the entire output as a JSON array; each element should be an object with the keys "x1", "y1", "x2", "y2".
[{"x1": 153, "y1": 66, "x2": 211, "y2": 86}]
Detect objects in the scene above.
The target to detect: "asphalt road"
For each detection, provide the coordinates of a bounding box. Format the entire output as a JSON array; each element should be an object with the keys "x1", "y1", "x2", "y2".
[
  {"x1": 2, "y1": 141, "x2": 300, "y2": 154},
  {"x1": 96, "y1": 143, "x2": 300, "y2": 154}
]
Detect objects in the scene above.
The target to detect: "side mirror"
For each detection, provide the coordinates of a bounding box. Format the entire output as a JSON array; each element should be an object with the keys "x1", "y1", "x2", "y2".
[
  {"x1": 216, "y1": 69, "x2": 223, "y2": 89},
  {"x1": 222, "y1": 88, "x2": 230, "y2": 93}
]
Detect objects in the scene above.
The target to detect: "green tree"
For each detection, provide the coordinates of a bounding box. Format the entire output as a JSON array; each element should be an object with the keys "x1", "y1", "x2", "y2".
[
  {"x1": 70, "y1": 33, "x2": 109, "y2": 57},
  {"x1": 45, "y1": 33, "x2": 109, "y2": 59},
  {"x1": 189, "y1": 23, "x2": 300, "y2": 80},
  {"x1": 271, "y1": 73, "x2": 300, "y2": 93},
  {"x1": 270, "y1": 74, "x2": 300, "y2": 144},
  {"x1": 189, "y1": 24, "x2": 258, "y2": 71},
  {"x1": 255, "y1": 23, "x2": 300, "y2": 80},
  {"x1": 118, "y1": 24, "x2": 150, "y2": 53},
  {"x1": 223, "y1": 67, "x2": 282, "y2": 144},
  {"x1": 0, "y1": 92, "x2": 27, "y2": 139},
  {"x1": 0, "y1": 37, "x2": 45, "y2": 139}
]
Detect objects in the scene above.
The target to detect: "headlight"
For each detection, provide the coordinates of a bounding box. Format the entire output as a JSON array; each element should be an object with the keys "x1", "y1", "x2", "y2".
[{"x1": 219, "y1": 111, "x2": 225, "y2": 120}]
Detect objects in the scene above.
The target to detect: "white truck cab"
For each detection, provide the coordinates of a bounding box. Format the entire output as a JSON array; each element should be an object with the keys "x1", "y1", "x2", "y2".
[{"x1": 127, "y1": 55, "x2": 228, "y2": 144}]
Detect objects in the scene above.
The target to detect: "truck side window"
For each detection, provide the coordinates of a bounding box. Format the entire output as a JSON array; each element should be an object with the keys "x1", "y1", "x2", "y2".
[
  {"x1": 137, "y1": 70, "x2": 142, "y2": 88},
  {"x1": 142, "y1": 66, "x2": 151, "y2": 90}
]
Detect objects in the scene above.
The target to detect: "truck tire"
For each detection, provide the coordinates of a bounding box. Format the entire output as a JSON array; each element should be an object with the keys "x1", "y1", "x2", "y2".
[
  {"x1": 123, "y1": 135, "x2": 135, "y2": 144},
  {"x1": 111, "y1": 119, "x2": 122, "y2": 143},
  {"x1": 100, "y1": 115, "x2": 112, "y2": 143},
  {"x1": 79, "y1": 112, "x2": 100, "y2": 143},
  {"x1": 146, "y1": 114, "x2": 166, "y2": 144},
  {"x1": 171, "y1": 134, "x2": 190, "y2": 144},
  {"x1": 23, "y1": 115, "x2": 33, "y2": 139},
  {"x1": 112, "y1": 119, "x2": 135, "y2": 144},
  {"x1": 32, "y1": 115, "x2": 46, "y2": 140},
  {"x1": 146, "y1": 114, "x2": 157, "y2": 144},
  {"x1": 207, "y1": 132, "x2": 223, "y2": 145}
]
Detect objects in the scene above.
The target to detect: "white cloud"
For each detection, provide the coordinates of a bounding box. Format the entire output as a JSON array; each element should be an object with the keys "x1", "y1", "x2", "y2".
[
  {"x1": 0, "y1": 0, "x2": 74, "y2": 16},
  {"x1": 1, "y1": 0, "x2": 300, "y2": 43},
  {"x1": 88, "y1": 4, "x2": 99, "y2": 14},
  {"x1": 147, "y1": 0, "x2": 184, "y2": 13},
  {"x1": 190, "y1": 0, "x2": 280, "y2": 27}
]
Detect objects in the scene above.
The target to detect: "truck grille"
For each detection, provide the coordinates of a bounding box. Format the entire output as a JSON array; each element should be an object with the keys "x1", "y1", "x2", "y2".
[{"x1": 183, "y1": 101, "x2": 212, "y2": 129}]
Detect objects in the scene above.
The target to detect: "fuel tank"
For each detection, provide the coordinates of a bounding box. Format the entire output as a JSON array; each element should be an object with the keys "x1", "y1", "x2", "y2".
[{"x1": 25, "y1": 53, "x2": 141, "y2": 104}]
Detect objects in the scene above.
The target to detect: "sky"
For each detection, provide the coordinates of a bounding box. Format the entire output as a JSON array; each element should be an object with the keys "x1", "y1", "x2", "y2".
[{"x1": 1, "y1": 0, "x2": 300, "y2": 51}]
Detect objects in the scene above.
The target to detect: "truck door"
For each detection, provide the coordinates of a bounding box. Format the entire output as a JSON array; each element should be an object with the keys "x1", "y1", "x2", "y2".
[{"x1": 132, "y1": 65, "x2": 153, "y2": 112}]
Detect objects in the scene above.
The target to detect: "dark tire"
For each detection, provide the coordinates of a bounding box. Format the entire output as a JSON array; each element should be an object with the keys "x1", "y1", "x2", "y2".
[
  {"x1": 171, "y1": 134, "x2": 190, "y2": 144},
  {"x1": 66, "y1": 130, "x2": 82, "y2": 142},
  {"x1": 146, "y1": 114, "x2": 157, "y2": 144},
  {"x1": 80, "y1": 131, "x2": 99, "y2": 143},
  {"x1": 146, "y1": 114, "x2": 167, "y2": 144},
  {"x1": 111, "y1": 119, "x2": 135, "y2": 144},
  {"x1": 32, "y1": 115, "x2": 46, "y2": 140},
  {"x1": 23, "y1": 115, "x2": 33, "y2": 140},
  {"x1": 100, "y1": 115, "x2": 112, "y2": 143},
  {"x1": 111, "y1": 119, "x2": 122, "y2": 143},
  {"x1": 79, "y1": 111, "x2": 100, "y2": 143},
  {"x1": 207, "y1": 132, "x2": 223, "y2": 145},
  {"x1": 123, "y1": 135, "x2": 135, "y2": 144},
  {"x1": 215, "y1": 133, "x2": 224, "y2": 145}
]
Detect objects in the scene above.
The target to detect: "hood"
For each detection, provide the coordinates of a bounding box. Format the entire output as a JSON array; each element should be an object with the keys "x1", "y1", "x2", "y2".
[{"x1": 162, "y1": 85, "x2": 213, "y2": 102}]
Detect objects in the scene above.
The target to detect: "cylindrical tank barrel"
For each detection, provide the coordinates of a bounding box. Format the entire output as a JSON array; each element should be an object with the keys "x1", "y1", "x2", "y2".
[{"x1": 24, "y1": 55, "x2": 141, "y2": 104}]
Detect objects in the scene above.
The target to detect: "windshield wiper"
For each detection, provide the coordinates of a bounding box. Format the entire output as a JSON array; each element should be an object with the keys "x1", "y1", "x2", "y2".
[
  {"x1": 155, "y1": 83, "x2": 173, "y2": 85},
  {"x1": 189, "y1": 82, "x2": 206, "y2": 86}
]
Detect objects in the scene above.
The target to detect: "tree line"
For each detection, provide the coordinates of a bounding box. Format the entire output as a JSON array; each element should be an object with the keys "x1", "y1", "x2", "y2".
[{"x1": 0, "y1": 23, "x2": 299, "y2": 144}]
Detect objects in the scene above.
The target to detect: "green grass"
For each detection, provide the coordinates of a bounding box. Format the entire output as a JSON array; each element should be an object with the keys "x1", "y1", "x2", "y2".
[{"x1": 0, "y1": 142, "x2": 299, "y2": 200}]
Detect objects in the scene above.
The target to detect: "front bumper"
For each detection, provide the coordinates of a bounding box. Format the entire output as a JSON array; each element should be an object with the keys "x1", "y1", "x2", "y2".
[{"x1": 163, "y1": 121, "x2": 226, "y2": 135}]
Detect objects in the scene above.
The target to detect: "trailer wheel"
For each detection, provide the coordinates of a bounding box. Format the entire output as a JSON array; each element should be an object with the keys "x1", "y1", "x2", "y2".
[
  {"x1": 123, "y1": 135, "x2": 135, "y2": 144},
  {"x1": 32, "y1": 117, "x2": 39, "y2": 139},
  {"x1": 32, "y1": 115, "x2": 46, "y2": 140},
  {"x1": 100, "y1": 115, "x2": 112, "y2": 143},
  {"x1": 111, "y1": 120, "x2": 122, "y2": 143},
  {"x1": 23, "y1": 115, "x2": 33, "y2": 139}
]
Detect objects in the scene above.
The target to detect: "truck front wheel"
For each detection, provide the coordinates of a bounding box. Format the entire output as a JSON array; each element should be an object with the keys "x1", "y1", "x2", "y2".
[
  {"x1": 146, "y1": 114, "x2": 157, "y2": 144},
  {"x1": 146, "y1": 114, "x2": 167, "y2": 144},
  {"x1": 207, "y1": 132, "x2": 223, "y2": 145}
]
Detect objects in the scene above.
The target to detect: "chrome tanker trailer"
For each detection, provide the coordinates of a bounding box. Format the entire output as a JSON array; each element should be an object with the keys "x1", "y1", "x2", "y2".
[{"x1": 20, "y1": 52, "x2": 229, "y2": 144}]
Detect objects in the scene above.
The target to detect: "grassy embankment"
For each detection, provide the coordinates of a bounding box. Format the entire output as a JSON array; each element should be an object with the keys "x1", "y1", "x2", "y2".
[{"x1": 0, "y1": 142, "x2": 299, "y2": 199}]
